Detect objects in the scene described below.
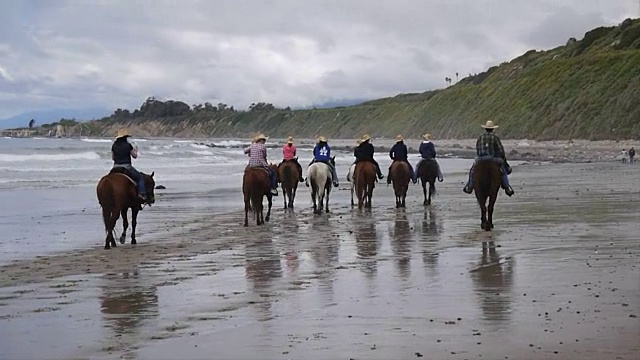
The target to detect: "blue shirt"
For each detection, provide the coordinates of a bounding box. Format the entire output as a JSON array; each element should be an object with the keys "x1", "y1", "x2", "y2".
[
  {"x1": 419, "y1": 141, "x2": 436, "y2": 159},
  {"x1": 314, "y1": 142, "x2": 331, "y2": 162}
]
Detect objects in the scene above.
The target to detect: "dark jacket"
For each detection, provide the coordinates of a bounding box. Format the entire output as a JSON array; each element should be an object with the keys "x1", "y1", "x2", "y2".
[
  {"x1": 356, "y1": 141, "x2": 375, "y2": 161},
  {"x1": 419, "y1": 141, "x2": 436, "y2": 159},
  {"x1": 389, "y1": 142, "x2": 408, "y2": 161},
  {"x1": 112, "y1": 138, "x2": 133, "y2": 165}
]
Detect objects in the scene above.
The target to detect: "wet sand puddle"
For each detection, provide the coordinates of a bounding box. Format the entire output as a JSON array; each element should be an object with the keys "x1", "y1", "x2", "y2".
[{"x1": 1, "y1": 163, "x2": 639, "y2": 359}]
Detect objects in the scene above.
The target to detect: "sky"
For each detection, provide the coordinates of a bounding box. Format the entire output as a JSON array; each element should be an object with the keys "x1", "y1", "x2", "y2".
[{"x1": 0, "y1": 0, "x2": 638, "y2": 118}]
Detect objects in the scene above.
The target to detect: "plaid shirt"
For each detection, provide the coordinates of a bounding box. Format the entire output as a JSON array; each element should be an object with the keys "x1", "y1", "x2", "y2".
[
  {"x1": 476, "y1": 132, "x2": 505, "y2": 158},
  {"x1": 244, "y1": 143, "x2": 269, "y2": 167}
]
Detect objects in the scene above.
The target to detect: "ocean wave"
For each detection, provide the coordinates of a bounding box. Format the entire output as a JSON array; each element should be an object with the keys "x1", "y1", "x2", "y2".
[
  {"x1": 173, "y1": 140, "x2": 195, "y2": 143},
  {"x1": 0, "y1": 151, "x2": 102, "y2": 162},
  {"x1": 80, "y1": 138, "x2": 112, "y2": 143},
  {"x1": 189, "y1": 143, "x2": 210, "y2": 150}
]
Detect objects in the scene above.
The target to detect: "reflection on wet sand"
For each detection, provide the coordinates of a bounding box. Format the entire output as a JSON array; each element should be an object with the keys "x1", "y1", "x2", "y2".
[
  {"x1": 471, "y1": 241, "x2": 514, "y2": 328},
  {"x1": 353, "y1": 216, "x2": 378, "y2": 279},
  {"x1": 420, "y1": 209, "x2": 442, "y2": 273},
  {"x1": 244, "y1": 238, "x2": 283, "y2": 322},
  {"x1": 309, "y1": 216, "x2": 340, "y2": 305},
  {"x1": 99, "y1": 270, "x2": 159, "y2": 357},
  {"x1": 390, "y1": 211, "x2": 412, "y2": 282}
]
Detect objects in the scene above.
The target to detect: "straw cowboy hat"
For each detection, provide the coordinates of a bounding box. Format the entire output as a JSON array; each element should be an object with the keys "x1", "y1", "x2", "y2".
[
  {"x1": 254, "y1": 133, "x2": 269, "y2": 141},
  {"x1": 481, "y1": 120, "x2": 499, "y2": 129},
  {"x1": 115, "y1": 129, "x2": 130, "y2": 139},
  {"x1": 360, "y1": 134, "x2": 371, "y2": 142},
  {"x1": 422, "y1": 133, "x2": 432, "y2": 140},
  {"x1": 317, "y1": 135, "x2": 328, "y2": 143},
  {"x1": 286, "y1": 136, "x2": 294, "y2": 144},
  {"x1": 395, "y1": 135, "x2": 404, "y2": 142}
]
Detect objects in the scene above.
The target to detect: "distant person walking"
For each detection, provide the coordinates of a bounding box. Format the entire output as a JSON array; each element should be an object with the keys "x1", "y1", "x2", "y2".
[
  {"x1": 621, "y1": 149, "x2": 628, "y2": 163},
  {"x1": 629, "y1": 147, "x2": 635, "y2": 163}
]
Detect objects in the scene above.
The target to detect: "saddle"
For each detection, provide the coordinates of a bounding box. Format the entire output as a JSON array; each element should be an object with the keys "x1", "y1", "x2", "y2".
[{"x1": 109, "y1": 167, "x2": 136, "y2": 185}]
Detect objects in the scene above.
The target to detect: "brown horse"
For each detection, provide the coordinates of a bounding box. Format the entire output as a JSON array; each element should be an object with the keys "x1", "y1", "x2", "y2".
[
  {"x1": 472, "y1": 160, "x2": 502, "y2": 231},
  {"x1": 354, "y1": 161, "x2": 376, "y2": 209},
  {"x1": 243, "y1": 164, "x2": 278, "y2": 226},
  {"x1": 96, "y1": 169, "x2": 156, "y2": 250},
  {"x1": 278, "y1": 160, "x2": 299, "y2": 209},
  {"x1": 390, "y1": 161, "x2": 410, "y2": 208},
  {"x1": 417, "y1": 160, "x2": 438, "y2": 205}
]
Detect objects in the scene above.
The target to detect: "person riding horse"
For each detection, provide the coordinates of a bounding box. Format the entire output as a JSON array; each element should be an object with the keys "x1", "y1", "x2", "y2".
[
  {"x1": 307, "y1": 136, "x2": 339, "y2": 187},
  {"x1": 414, "y1": 133, "x2": 444, "y2": 183},
  {"x1": 463, "y1": 121, "x2": 514, "y2": 197},
  {"x1": 111, "y1": 129, "x2": 147, "y2": 202},
  {"x1": 280, "y1": 136, "x2": 304, "y2": 182},
  {"x1": 387, "y1": 135, "x2": 416, "y2": 185},
  {"x1": 244, "y1": 133, "x2": 278, "y2": 196},
  {"x1": 355, "y1": 134, "x2": 384, "y2": 180}
]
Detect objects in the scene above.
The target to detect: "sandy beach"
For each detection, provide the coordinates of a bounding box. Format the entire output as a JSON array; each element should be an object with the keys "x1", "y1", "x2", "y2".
[{"x1": 1, "y1": 153, "x2": 638, "y2": 359}]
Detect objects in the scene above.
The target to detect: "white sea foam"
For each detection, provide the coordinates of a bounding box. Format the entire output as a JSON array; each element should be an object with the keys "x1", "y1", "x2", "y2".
[
  {"x1": 80, "y1": 138, "x2": 112, "y2": 143},
  {"x1": 0, "y1": 151, "x2": 102, "y2": 162}
]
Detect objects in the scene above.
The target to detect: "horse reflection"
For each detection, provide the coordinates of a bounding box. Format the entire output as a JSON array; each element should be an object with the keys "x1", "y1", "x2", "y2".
[
  {"x1": 354, "y1": 219, "x2": 378, "y2": 281},
  {"x1": 470, "y1": 241, "x2": 514, "y2": 327},
  {"x1": 421, "y1": 209, "x2": 442, "y2": 273},
  {"x1": 99, "y1": 270, "x2": 159, "y2": 357},
  {"x1": 390, "y1": 211, "x2": 412, "y2": 281},
  {"x1": 310, "y1": 227, "x2": 340, "y2": 305},
  {"x1": 244, "y1": 239, "x2": 283, "y2": 322}
]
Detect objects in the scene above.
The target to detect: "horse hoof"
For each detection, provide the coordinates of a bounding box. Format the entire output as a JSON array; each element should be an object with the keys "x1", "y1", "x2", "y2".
[
  {"x1": 265, "y1": 217, "x2": 270, "y2": 222},
  {"x1": 131, "y1": 239, "x2": 137, "y2": 245},
  {"x1": 119, "y1": 237, "x2": 125, "y2": 245},
  {"x1": 104, "y1": 245, "x2": 110, "y2": 250},
  {"x1": 244, "y1": 223, "x2": 248, "y2": 227}
]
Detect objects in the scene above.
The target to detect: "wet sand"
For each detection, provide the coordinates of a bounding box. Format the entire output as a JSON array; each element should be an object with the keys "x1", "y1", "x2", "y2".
[{"x1": 1, "y1": 161, "x2": 639, "y2": 360}]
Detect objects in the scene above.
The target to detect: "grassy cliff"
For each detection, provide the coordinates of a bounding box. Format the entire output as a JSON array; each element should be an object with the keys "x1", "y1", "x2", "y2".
[{"x1": 33, "y1": 18, "x2": 640, "y2": 140}]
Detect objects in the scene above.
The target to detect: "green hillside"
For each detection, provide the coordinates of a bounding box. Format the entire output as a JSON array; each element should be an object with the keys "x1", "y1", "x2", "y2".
[{"x1": 33, "y1": 18, "x2": 640, "y2": 140}]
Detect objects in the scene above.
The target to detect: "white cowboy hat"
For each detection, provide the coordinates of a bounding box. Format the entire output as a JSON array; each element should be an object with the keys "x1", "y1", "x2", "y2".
[
  {"x1": 422, "y1": 133, "x2": 432, "y2": 140},
  {"x1": 317, "y1": 135, "x2": 328, "y2": 143},
  {"x1": 395, "y1": 135, "x2": 404, "y2": 142},
  {"x1": 255, "y1": 133, "x2": 269, "y2": 141},
  {"x1": 115, "y1": 129, "x2": 130, "y2": 139},
  {"x1": 286, "y1": 136, "x2": 294, "y2": 144},
  {"x1": 481, "y1": 120, "x2": 499, "y2": 129},
  {"x1": 361, "y1": 134, "x2": 371, "y2": 142}
]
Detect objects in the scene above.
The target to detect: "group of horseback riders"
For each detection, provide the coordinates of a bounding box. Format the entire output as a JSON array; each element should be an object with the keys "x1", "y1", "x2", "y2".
[{"x1": 110, "y1": 119, "x2": 515, "y2": 201}]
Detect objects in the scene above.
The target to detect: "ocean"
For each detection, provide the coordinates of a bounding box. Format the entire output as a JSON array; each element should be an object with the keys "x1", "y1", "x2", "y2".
[{"x1": 0, "y1": 136, "x2": 472, "y2": 264}]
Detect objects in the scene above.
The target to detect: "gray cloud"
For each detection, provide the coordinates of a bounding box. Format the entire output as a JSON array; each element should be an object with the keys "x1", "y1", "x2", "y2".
[{"x1": 0, "y1": 0, "x2": 637, "y2": 118}]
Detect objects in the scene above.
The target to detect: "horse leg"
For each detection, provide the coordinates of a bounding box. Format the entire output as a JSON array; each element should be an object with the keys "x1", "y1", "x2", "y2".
[
  {"x1": 119, "y1": 208, "x2": 128, "y2": 244},
  {"x1": 366, "y1": 185, "x2": 373, "y2": 208},
  {"x1": 108, "y1": 209, "x2": 120, "y2": 249},
  {"x1": 265, "y1": 194, "x2": 272, "y2": 222},
  {"x1": 350, "y1": 184, "x2": 355, "y2": 207},
  {"x1": 477, "y1": 195, "x2": 488, "y2": 230},
  {"x1": 428, "y1": 181, "x2": 435, "y2": 205},
  {"x1": 131, "y1": 207, "x2": 139, "y2": 244},
  {"x1": 311, "y1": 184, "x2": 318, "y2": 213},
  {"x1": 289, "y1": 187, "x2": 296, "y2": 208},
  {"x1": 282, "y1": 184, "x2": 288, "y2": 209},
  {"x1": 325, "y1": 187, "x2": 330, "y2": 213},
  {"x1": 422, "y1": 180, "x2": 428, "y2": 205},
  {"x1": 487, "y1": 192, "x2": 497, "y2": 230},
  {"x1": 244, "y1": 194, "x2": 250, "y2": 227},
  {"x1": 102, "y1": 207, "x2": 114, "y2": 250}
]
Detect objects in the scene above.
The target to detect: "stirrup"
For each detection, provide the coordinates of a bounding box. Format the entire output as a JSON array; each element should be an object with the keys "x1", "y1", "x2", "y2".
[{"x1": 463, "y1": 185, "x2": 473, "y2": 194}]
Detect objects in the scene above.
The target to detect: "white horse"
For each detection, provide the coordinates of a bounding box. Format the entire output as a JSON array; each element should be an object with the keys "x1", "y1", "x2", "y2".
[
  {"x1": 346, "y1": 163, "x2": 356, "y2": 207},
  {"x1": 307, "y1": 158, "x2": 334, "y2": 214}
]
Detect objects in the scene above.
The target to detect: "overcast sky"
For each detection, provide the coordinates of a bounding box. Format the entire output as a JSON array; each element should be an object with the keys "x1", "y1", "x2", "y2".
[{"x1": 0, "y1": 0, "x2": 637, "y2": 118}]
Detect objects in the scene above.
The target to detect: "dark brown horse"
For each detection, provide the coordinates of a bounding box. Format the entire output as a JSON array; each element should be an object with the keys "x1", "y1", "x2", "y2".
[
  {"x1": 417, "y1": 159, "x2": 438, "y2": 205},
  {"x1": 472, "y1": 160, "x2": 502, "y2": 231},
  {"x1": 390, "y1": 161, "x2": 410, "y2": 208},
  {"x1": 354, "y1": 161, "x2": 376, "y2": 209},
  {"x1": 243, "y1": 164, "x2": 278, "y2": 226},
  {"x1": 96, "y1": 169, "x2": 156, "y2": 250},
  {"x1": 278, "y1": 160, "x2": 299, "y2": 209}
]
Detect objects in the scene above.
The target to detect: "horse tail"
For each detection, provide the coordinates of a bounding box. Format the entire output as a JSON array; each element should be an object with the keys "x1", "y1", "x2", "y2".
[{"x1": 97, "y1": 177, "x2": 118, "y2": 233}]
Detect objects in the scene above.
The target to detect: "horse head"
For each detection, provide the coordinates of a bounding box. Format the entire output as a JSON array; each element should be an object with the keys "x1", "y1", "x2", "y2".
[{"x1": 142, "y1": 171, "x2": 156, "y2": 205}]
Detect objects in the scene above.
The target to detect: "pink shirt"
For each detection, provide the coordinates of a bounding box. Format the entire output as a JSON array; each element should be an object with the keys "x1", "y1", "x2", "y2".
[{"x1": 282, "y1": 144, "x2": 296, "y2": 160}]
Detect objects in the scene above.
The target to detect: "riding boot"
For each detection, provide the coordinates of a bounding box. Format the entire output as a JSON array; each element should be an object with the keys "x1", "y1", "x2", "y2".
[
  {"x1": 136, "y1": 179, "x2": 147, "y2": 202},
  {"x1": 269, "y1": 170, "x2": 278, "y2": 196},
  {"x1": 373, "y1": 160, "x2": 384, "y2": 180},
  {"x1": 386, "y1": 165, "x2": 392, "y2": 185},
  {"x1": 501, "y1": 167, "x2": 514, "y2": 197},
  {"x1": 463, "y1": 165, "x2": 474, "y2": 194}
]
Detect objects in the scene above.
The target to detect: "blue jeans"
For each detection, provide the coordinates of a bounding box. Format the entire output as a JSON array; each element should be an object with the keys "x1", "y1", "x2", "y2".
[
  {"x1": 465, "y1": 156, "x2": 510, "y2": 189},
  {"x1": 268, "y1": 169, "x2": 277, "y2": 189},
  {"x1": 114, "y1": 164, "x2": 146, "y2": 195},
  {"x1": 414, "y1": 158, "x2": 443, "y2": 183}
]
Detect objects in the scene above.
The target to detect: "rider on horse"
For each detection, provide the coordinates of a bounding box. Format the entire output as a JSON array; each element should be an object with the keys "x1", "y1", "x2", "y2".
[
  {"x1": 111, "y1": 129, "x2": 146, "y2": 202},
  {"x1": 387, "y1": 135, "x2": 416, "y2": 184},
  {"x1": 355, "y1": 134, "x2": 384, "y2": 180},
  {"x1": 414, "y1": 133, "x2": 444, "y2": 183},
  {"x1": 244, "y1": 133, "x2": 278, "y2": 196},
  {"x1": 280, "y1": 136, "x2": 304, "y2": 182},
  {"x1": 463, "y1": 121, "x2": 514, "y2": 197},
  {"x1": 307, "y1": 136, "x2": 339, "y2": 187}
]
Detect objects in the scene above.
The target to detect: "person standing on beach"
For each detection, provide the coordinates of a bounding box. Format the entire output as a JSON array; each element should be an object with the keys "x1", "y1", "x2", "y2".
[
  {"x1": 244, "y1": 133, "x2": 278, "y2": 196},
  {"x1": 111, "y1": 129, "x2": 147, "y2": 202},
  {"x1": 280, "y1": 136, "x2": 304, "y2": 182},
  {"x1": 355, "y1": 134, "x2": 384, "y2": 180},
  {"x1": 387, "y1": 135, "x2": 416, "y2": 184},
  {"x1": 414, "y1": 133, "x2": 444, "y2": 183},
  {"x1": 629, "y1": 147, "x2": 635, "y2": 163},
  {"x1": 463, "y1": 121, "x2": 514, "y2": 197},
  {"x1": 307, "y1": 136, "x2": 339, "y2": 187},
  {"x1": 621, "y1": 149, "x2": 628, "y2": 163}
]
